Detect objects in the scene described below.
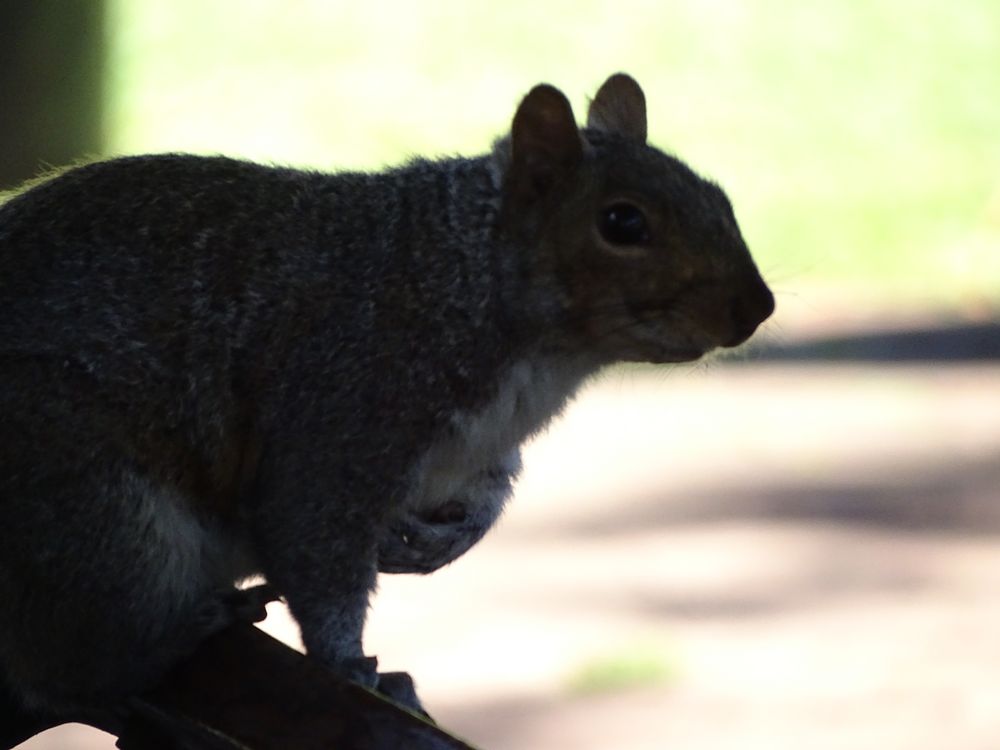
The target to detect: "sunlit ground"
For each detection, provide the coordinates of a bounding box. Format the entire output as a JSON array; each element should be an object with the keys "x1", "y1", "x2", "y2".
[{"x1": 15, "y1": 0, "x2": 1000, "y2": 747}]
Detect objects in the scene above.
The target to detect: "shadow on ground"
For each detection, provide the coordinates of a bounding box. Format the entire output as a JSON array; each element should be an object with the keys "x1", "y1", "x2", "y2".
[
  {"x1": 754, "y1": 322, "x2": 1000, "y2": 362},
  {"x1": 552, "y1": 453, "x2": 1000, "y2": 539},
  {"x1": 607, "y1": 322, "x2": 1000, "y2": 534}
]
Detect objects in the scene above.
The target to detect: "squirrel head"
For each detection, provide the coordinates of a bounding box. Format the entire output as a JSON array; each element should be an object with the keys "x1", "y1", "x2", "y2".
[{"x1": 499, "y1": 73, "x2": 774, "y2": 364}]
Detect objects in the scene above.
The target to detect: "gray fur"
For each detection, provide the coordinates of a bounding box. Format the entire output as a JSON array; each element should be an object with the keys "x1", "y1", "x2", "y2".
[{"x1": 0, "y1": 74, "x2": 773, "y2": 715}]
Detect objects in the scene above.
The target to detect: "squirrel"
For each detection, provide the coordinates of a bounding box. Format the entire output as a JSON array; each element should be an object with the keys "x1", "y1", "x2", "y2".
[{"x1": 0, "y1": 73, "x2": 773, "y2": 721}]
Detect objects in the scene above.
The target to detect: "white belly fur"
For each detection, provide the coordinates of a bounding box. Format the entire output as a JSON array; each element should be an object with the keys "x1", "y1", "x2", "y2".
[{"x1": 406, "y1": 356, "x2": 592, "y2": 514}]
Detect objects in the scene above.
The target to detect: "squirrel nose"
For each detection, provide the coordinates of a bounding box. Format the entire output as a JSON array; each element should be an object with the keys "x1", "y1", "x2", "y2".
[{"x1": 723, "y1": 274, "x2": 775, "y2": 348}]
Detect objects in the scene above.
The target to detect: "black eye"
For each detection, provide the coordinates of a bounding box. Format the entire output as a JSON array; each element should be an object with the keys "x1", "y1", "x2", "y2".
[{"x1": 598, "y1": 202, "x2": 650, "y2": 245}]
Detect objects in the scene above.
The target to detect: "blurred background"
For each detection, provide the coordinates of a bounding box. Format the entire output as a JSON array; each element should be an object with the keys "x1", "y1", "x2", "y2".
[{"x1": 5, "y1": 1, "x2": 999, "y2": 748}]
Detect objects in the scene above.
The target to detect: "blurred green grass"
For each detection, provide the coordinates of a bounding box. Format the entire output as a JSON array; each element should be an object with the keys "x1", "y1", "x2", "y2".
[
  {"x1": 106, "y1": 0, "x2": 1000, "y2": 303},
  {"x1": 564, "y1": 644, "x2": 677, "y2": 696}
]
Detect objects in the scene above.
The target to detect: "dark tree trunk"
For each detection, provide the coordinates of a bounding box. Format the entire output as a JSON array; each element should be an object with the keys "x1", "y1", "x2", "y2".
[{"x1": 0, "y1": 0, "x2": 106, "y2": 190}]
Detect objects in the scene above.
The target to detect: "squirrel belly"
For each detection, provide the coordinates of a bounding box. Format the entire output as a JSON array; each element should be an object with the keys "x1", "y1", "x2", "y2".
[
  {"x1": 378, "y1": 354, "x2": 593, "y2": 574},
  {"x1": 411, "y1": 355, "x2": 592, "y2": 514}
]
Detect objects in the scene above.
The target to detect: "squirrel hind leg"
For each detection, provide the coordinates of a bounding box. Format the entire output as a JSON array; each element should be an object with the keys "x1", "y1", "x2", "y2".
[{"x1": 0, "y1": 451, "x2": 243, "y2": 716}]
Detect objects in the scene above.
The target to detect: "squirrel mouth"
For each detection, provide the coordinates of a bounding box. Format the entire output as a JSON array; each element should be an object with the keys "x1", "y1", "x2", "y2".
[
  {"x1": 619, "y1": 340, "x2": 708, "y2": 364},
  {"x1": 650, "y1": 348, "x2": 707, "y2": 364}
]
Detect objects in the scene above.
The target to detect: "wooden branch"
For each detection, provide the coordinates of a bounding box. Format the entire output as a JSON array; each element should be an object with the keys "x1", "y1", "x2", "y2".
[{"x1": 4, "y1": 624, "x2": 478, "y2": 750}]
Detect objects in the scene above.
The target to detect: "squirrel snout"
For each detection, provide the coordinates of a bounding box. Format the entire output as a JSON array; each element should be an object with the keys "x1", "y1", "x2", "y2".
[{"x1": 722, "y1": 275, "x2": 775, "y2": 348}]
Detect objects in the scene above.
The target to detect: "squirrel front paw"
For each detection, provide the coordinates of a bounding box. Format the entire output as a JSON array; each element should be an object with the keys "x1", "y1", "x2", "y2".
[
  {"x1": 380, "y1": 457, "x2": 516, "y2": 574},
  {"x1": 377, "y1": 500, "x2": 492, "y2": 574},
  {"x1": 376, "y1": 671, "x2": 431, "y2": 719}
]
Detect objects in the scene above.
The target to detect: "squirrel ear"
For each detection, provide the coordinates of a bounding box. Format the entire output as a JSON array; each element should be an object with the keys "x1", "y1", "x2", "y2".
[
  {"x1": 587, "y1": 73, "x2": 647, "y2": 143},
  {"x1": 509, "y1": 84, "x2": 583, "y2": 199}
]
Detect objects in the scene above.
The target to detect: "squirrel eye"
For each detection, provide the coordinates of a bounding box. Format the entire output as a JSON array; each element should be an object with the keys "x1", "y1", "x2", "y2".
[{"x1": 598, "y1": 202, "x2": 650, "y2": 245}]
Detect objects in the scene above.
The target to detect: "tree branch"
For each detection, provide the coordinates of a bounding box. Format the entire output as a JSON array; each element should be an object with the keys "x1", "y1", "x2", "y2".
[{"x1": 4, "y1": 624, "x2": 478, "y2": 750}]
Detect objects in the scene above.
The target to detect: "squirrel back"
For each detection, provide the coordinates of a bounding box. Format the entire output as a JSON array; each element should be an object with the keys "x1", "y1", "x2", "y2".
[{"x1": 0, "y1": 151, "x2": 524, "y2": 513}]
